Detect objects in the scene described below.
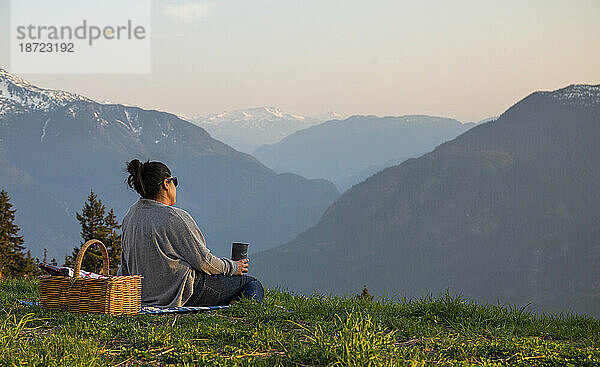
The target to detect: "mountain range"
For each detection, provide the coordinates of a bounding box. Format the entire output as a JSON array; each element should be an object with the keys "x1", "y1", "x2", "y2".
[
  {"x1": 186, "y1": 108, "x2": 343, "y2": 153},
  {"x1": 0, "y1": 68, "x2": 339, "y2": 260},
  {"x1": 253, "y1": 84, "x2": 600, "y2": 317},
  {"x1": 253, "y1": 115, "x2": 476, "y2": 191}
]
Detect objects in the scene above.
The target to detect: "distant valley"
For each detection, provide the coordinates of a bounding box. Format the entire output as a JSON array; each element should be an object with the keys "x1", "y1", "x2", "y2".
[{"x1": 254, "y1": 115, "x2": 476, "y2": 191}]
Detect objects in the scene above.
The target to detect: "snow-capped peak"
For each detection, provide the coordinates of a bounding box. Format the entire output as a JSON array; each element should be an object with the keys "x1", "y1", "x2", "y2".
[
  {"x1": 314, "y1": 110, "x2": 345, "y2": 121},
  {"x1": 190, "y1": 107, "x2": 320, "y2": 128},
  {"x1": 0, "y1": 67, "x2": 94, "y2": 113},
  {"x1": 546, "y1": 84, "x2": 600, "y2": 107},
  {"x1": 182, "y1": 107, "x2": 329, "y2": 152}
]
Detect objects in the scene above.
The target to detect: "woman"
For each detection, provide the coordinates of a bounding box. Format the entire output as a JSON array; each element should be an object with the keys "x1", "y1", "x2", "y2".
[{"x1": 117, "y1": 159, "x2": 264, "y2": 307}]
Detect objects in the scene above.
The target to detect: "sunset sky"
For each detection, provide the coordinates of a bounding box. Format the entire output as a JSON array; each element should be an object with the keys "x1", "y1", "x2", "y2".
[{"x1": 1, "y1": 0, "x2": 599, "y2": 122}]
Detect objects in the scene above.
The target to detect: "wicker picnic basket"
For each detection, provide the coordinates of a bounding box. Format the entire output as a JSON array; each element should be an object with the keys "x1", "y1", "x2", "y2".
[{"x1": 39, "y1": 239, "x2": 142, "y2": 315}]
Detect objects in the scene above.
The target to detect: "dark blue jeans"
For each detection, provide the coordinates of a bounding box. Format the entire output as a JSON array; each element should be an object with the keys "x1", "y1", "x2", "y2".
[{"x1": 185, "y1": 273, "x2": 264, "y2": 306}]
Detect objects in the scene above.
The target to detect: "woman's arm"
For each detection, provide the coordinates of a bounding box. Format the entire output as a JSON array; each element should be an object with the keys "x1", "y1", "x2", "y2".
[{"x1": 169, "y1": 208, "x2": 239, "y2": 276}]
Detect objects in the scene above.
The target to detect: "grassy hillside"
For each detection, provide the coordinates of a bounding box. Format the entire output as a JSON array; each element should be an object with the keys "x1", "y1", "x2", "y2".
[{"x1": 1, "y1": 279, "x2": 599, "y2": 366}]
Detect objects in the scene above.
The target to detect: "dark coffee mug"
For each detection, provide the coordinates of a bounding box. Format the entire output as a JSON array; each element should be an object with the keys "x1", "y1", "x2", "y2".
[{"x1": 231, "y1": 242, "x2": 249, "y2": 261}]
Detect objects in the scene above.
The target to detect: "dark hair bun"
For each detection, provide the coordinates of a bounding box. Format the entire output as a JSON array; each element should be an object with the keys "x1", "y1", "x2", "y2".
[
  {"x1": 127, "y1": 159, "x2": 143, "y2": 176},
  {"x1": 125, "y1": 159, "x2": 171, "y2": 199}
]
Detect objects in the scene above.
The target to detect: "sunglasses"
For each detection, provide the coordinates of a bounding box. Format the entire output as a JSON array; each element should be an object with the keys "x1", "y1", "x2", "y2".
[{"x1": 159, "y1": 176, "x2": 178, "y2": 187}]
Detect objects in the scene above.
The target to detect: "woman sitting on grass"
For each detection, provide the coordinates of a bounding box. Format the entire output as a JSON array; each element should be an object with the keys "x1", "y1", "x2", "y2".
[{"x1": 117, "y1": 159, "x2": 264, "y2": 307}]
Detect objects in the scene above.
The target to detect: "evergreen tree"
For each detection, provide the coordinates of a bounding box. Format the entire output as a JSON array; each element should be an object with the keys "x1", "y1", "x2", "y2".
[
  {"x1": 64, "y1": 190, "x2": 122, "y2": 275},
  {"x1": 104, "y1": 208, "x2": 122, "y2": 274},
  {"x1": 0, "y1": 189, "x2": 35, "y2": 278}
]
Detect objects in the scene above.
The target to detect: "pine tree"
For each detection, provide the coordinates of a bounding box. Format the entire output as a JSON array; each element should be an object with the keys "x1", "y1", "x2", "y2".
[
  {"x1": 104, "y1": 208, "x2": 122, "y2": 275},
  {"x1": 0, "y1": 189, "x2": 35, "y2": 279},
  {"x1": 64, "y1": 190, "x2": 121, "y2": 275},
  {"x1": 65, "y1": 190, "x2": 109, "y2": 273}
]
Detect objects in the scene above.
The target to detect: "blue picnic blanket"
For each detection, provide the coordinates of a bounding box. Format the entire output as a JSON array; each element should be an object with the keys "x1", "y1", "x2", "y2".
[{"x1": 17, "y1": 300, "x2": 229, "y2": 314}]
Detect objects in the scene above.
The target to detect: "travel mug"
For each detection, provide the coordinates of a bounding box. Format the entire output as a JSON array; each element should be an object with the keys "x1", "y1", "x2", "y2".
[{"x1": 231, "y1": 242, "x2": 249, "y2": 261}]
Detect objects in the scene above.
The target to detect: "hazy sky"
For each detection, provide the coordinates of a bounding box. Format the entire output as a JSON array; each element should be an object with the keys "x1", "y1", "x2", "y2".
[{"x1": 1, "y1": 0, "x2": 599, "y2": 122}]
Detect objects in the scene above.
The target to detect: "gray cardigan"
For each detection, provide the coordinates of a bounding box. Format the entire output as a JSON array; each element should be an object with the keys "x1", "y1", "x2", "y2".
[{"x1": 117, "y1": 198, "x2": 238, "y2": 307}]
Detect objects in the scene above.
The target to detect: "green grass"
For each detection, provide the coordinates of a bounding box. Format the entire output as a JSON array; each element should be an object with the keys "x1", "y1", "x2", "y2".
[{"x1": 1, "y1": 279, "x2": 598, "y2": 366}]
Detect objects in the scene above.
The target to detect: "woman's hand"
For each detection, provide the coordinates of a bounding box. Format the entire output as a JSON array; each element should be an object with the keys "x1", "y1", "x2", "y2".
[{"x1": 236, "y1": 258, "x2": 249, "y2": 275}]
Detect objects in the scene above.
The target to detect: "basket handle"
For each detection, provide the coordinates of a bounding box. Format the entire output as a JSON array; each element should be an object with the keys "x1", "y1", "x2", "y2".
[{"x1": 73, "y1": 239, "x2": 110, "y2": 277}]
